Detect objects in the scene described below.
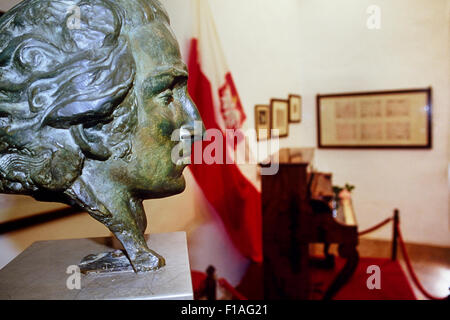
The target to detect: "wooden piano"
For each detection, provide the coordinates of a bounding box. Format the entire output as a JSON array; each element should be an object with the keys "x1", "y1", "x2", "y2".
[{"x1": 260, "y1": 148, "x2": 359, "y2": 300}]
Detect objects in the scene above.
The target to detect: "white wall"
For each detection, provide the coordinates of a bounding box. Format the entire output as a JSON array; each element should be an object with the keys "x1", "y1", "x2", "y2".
[
  {"x1": 202, "y1": 0, "x2": 450, "y2": 247},
  {"x1": 0, "y1": 0, "x2": 448, "y2": 285},
  {"x1": 0, "y1": 0, "x2": 20, "y2": 11},
  {"x1": 165, "y1": 0, "x2": 450, "y2": 247}
]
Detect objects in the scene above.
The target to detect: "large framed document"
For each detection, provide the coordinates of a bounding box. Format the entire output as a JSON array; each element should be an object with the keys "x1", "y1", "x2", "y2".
[{"x1": 317, "y1": 88, "x2": 432, "y2": 149}]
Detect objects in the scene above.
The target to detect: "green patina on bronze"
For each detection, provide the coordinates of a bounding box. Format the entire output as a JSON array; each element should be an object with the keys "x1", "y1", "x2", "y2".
[{"x1": 0, "y1": 0, "x2": 203, "y2": 273}]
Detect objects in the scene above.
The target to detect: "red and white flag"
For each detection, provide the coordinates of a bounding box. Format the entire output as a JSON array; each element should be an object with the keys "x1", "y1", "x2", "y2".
[{"x1": 187, "y1": 0, "x2": 262, "y2": 263}]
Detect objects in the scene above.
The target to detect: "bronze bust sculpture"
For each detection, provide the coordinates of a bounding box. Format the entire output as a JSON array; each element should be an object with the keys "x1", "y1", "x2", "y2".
[{"x1": 0, "y1": 0, "x2": 202, "y2": 272}]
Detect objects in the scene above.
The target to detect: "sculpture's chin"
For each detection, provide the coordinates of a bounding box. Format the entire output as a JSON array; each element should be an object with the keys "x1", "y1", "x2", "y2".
[
  {"x1": 140, "y1": 174, "x2": 186, "y2": 200},
  {"x1": 169, "y1": 174, "x2": 187, "y2": 195}
]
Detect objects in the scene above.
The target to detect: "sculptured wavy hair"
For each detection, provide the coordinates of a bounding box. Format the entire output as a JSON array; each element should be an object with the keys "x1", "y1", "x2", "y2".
[{"x1": 0, "y1": 0, "x2": 168, "y2": 197}]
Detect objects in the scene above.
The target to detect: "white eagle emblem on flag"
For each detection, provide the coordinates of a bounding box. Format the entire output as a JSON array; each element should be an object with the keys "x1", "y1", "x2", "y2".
[{"x1": 219, "y1": 73, "x2": 246, "y2": 130}]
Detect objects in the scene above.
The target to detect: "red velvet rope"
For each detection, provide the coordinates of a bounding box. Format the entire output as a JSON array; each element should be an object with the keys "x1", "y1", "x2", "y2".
[
  {"x1": 213, "y1": 215, "x2": 448, "y2": 300},
  {"x1": 358, "y1": 217, "x2": 393, "y2": 236},
  {"x1": 396, "y1": 225, "x2": 448, "y2": 300},
  {"x1": 358, "y1": 214, "x2": 448, "y2": 300},
  {"x1": 218, "y1": 278, "x2": 248, "y2": 300}
]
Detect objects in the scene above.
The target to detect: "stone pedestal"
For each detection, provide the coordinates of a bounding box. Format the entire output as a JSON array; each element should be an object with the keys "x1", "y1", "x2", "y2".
[{"x1": 0, "y1": 232, "x2": 193, "y2": 300}]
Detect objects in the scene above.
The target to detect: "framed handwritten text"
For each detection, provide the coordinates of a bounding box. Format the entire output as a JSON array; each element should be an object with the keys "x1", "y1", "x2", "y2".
[{"x1": 317, "y1": 88, "x2": 432, "y2": 149}]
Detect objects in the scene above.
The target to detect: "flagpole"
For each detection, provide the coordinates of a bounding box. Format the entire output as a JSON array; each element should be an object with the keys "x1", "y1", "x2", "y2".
[
  {"x1": 203, "y1": 0, "x2": 228, "y2": 72},
  {"x1": 193, "y1": 0, "x2": 201, "y2": 39}
]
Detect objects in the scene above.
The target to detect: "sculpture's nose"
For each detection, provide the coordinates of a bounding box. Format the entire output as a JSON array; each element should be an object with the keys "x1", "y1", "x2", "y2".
[
  {"x1": 180, "y1": 95, "x2": 205, "y2": 142},
  {"x1": 179, "y1": 122, "x2": 203, "y2": 143}
]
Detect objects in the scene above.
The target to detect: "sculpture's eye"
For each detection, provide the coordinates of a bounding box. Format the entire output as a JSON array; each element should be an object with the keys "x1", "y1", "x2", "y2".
[
  {"x1": 144, "y1": 73, "x2": 187, "y2": 103},
  {"x1": 159, "y1": 89, "x2": 174, "y2": 104}
]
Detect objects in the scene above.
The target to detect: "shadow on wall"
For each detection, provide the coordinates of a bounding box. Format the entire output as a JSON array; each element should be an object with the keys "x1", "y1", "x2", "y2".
[
  {"x1": 0, "y1": 206, "x2": 81, "y2": 235},
  {"x1": 0, "y1": 195, "x2": 69, "y2": 225}
]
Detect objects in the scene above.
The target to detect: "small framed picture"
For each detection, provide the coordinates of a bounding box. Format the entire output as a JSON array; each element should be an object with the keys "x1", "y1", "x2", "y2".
[
  {"x1": 289, "y1": 94, "x2": 302, "y2": 123},
  {"x1": 255, "y1": 105, "x2": 271, "y2": 141},
  {"x1": 270, "y1": 99, "x2": 289, "y2": 138}
]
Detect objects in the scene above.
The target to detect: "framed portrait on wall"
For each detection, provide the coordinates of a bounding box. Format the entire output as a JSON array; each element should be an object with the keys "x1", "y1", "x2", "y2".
[
  {"x1": 288, "y1": 94, "x2": 302, "y2": 123},
  {"x1": 317, "y1": 88, "x2": 432, "y2": 148},
  {"x1": 270, "y1": 99, "x2": 289, "y2": 138},
  {"x1": 255, "y1": 105, "x2": 271, "y2": 141}
]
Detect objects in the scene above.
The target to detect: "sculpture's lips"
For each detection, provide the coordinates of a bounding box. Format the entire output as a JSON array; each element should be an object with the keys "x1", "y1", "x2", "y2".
[
  {"x1": 175, "y1": 151, "x2": 192, "y2": 167},
  {"x1": 175, "y1": 136, "x2": 194, "y2": 167}
]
